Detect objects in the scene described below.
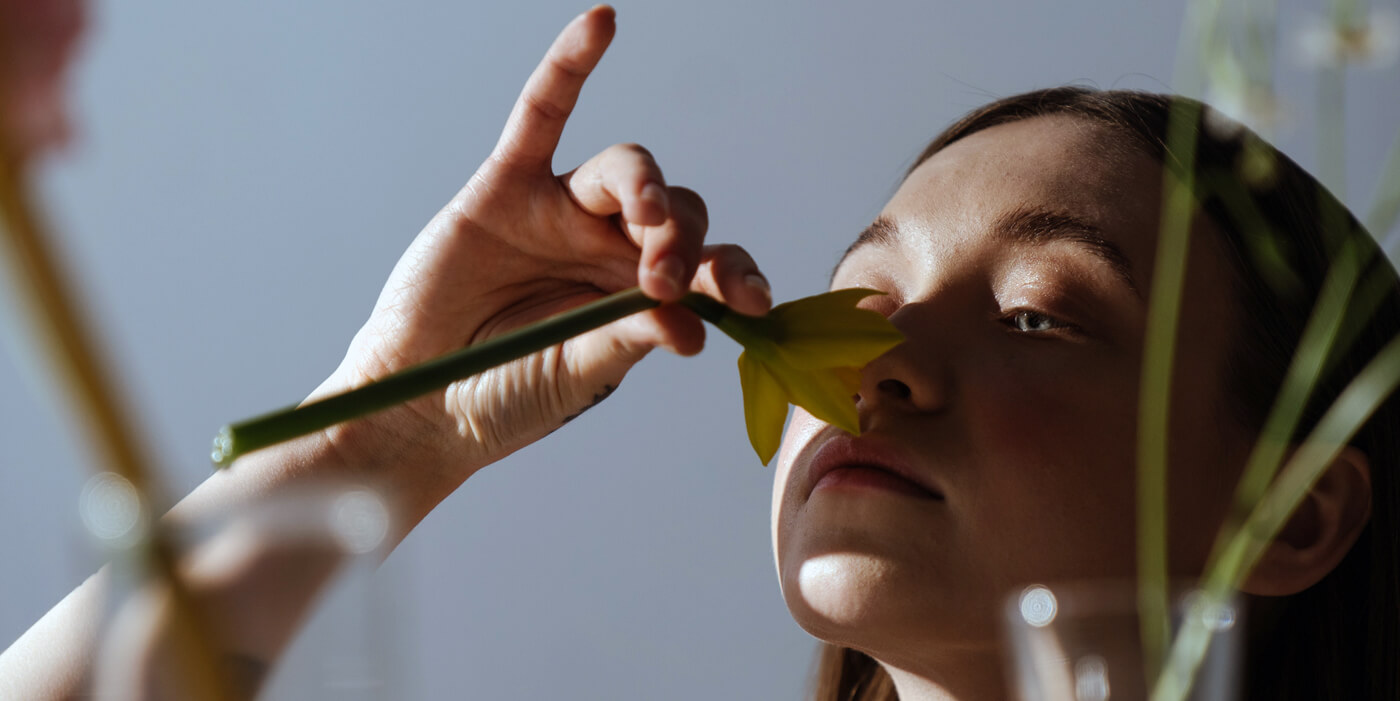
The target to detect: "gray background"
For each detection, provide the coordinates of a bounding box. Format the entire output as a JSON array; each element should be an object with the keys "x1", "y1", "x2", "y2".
[{"x1": 3, "y1": 1, "x2": 1398, "y2": 698}]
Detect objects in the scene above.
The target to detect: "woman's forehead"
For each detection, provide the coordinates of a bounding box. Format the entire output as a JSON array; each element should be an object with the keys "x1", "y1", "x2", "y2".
[{"x1": 872, "y1": 116, "x2": 1166, "y2": 274}]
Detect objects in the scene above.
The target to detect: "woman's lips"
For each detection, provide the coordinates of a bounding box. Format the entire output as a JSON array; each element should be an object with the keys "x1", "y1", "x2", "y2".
[
  {"x1": 813, "y1": 465, "x2": 941, "y2": 499},
  {"x1": 806, "y1": 434, "x2": 944, "y2": 501}
]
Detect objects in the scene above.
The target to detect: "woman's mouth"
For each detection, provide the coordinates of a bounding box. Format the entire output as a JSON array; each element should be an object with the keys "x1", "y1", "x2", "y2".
[
  {"x1": 807, "y1": 434, "x2": 944, "y2": 501},
  {"x1": 813, "y1": 464, "x2": 943, "y2": 499}
]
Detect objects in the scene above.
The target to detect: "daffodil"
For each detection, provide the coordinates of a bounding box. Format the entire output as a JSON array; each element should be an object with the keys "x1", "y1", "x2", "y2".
[
  {"x1": 684, "y1": 288, "x2": 905, "y2": 465},
  {"x1": 212, "y1": 287, "x2": 902, "y2": 468}
]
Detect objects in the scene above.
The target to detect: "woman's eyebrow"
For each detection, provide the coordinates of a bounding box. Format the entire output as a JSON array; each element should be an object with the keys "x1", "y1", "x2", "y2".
[
  {"x1": 830, "y1": 215, "x2": 899, "y2": 283},
  {"x1": 992, "y1": 206, "x2": 1141, "y2": 298}
]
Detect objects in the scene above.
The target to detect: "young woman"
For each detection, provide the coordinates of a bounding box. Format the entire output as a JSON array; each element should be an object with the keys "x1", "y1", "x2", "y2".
[
  {"x1": 3, "y1": 5, "x2": 1396, "y2": 700},
  {"x1": 797, "y1": 89, "x2": 1400, "y2": 701}
]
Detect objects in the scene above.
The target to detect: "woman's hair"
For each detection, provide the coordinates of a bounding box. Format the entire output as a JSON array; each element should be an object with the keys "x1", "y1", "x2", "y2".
[{"x1": 812, "y1": 87, "x2": 1400, "y2": 701}]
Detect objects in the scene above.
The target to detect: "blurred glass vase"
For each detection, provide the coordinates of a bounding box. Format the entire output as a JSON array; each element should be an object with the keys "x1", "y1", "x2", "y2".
[
  {"x1": 85, "y1": 478, "x2": 411, "y2": 700},
  {"x1": 1003, "y1": 581, "x2": 1243, "y2": 701}
]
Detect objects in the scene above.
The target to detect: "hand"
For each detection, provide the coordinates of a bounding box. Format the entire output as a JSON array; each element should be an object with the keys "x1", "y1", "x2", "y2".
[{"x1": 317, "y1": 6, "x2": 772, "y2": 498}]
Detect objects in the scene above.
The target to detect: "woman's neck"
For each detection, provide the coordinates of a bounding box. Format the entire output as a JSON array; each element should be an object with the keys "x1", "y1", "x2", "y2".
[{"x1": 880, "y1": 647, "x2": 1010, "y2": 701}]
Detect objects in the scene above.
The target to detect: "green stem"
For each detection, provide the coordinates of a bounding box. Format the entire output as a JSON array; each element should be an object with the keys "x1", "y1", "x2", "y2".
[
  {"x1": 1203, "y1": 238, "x2": 1360, "y2": 570},
  {"x1": 1138, "y1": 96, "x2": 1203, "y2": 688},
  {"x1": 213, "y1": 288, "x2": 728, "y2": 467},
  {"x1": 1135, "y1": 0, "x2": 1229, "y2": 686},
  {"x1": 1158, "y1": 240, "x2": 1365, "y2": 701},
  {"x1": 1156, "y1": 330, "x2": 1400, "y2": 701},
  {"x1": 1222, "y1": 332, "x2": 1400, "y2": 588},
  {"x1": 680, "y1": 292, "x2": 730, "y2": 326}
]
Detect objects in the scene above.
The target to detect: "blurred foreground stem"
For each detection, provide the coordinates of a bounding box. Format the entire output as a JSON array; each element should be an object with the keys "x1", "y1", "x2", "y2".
[
  {"x1": 1137, "y1": 96, "x2": 1204, "y2": 684},
  {"x1": 1134, "y1": 0, "x2": 1231, "y2": 680},
  {"x1": 0, "y1": 152, "x2": 233, "y2": 701}
]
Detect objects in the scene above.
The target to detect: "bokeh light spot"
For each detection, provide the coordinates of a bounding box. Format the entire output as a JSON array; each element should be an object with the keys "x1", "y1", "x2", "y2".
[
  {"x1": 79, "y1": 472, "x2": 145, "y2": 544},
  {"x1": 330, "y1": 489, "x2": 389, "y2": 555},
  {"x1": 1018, "y1": 584, "x2": 1057, "y2": 628}
]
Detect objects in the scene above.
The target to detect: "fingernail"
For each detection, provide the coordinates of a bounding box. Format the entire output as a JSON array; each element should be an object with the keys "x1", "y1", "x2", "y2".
[
  {"x1": 641, "y1": 183, "x2": 669, "y2": 219},
  {"x1": 649, "y1": 254, "x2": 685, "y2": 297},
  {"x1": 745, "y1": 273, "x2": 772, "y2": 306}
]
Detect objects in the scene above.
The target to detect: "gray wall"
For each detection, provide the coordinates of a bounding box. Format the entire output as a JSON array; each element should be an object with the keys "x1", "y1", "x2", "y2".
[{"x1": 3, "y1": 1, "x2": 1397, "y2": 698}]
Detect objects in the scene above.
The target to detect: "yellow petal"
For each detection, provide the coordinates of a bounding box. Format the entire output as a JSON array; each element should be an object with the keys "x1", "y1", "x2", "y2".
[
  {"x1": 768, "y1": 289, "x2": 904, "y2": 370},
  {"x1": 711, "y1": 289, "x2": 902, "y2": 370},
  {"x1": 722, "y1": 289, "x2": 901, "y2": 464},
  {"x1": 738, "y1": 350, "x2": 790, "y2": 465},
  {"x1": 771, "y1": 287, "x2": 883, "y2": 316},
  {"x1": 765, "y1": 361, "x2": 863, "y2": 436}
]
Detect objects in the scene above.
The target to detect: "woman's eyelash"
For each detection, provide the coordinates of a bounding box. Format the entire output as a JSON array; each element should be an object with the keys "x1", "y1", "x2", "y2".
[{"x1": 1002, "y1": 309, "x2": 1077, "y2": 334}]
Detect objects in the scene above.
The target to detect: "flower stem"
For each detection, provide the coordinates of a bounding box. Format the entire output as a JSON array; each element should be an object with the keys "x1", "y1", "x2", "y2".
[
  {"x1": 679, "y1": 291, "x2": 729, "y2": 325},
  {"x1": 1138, "y1": 95, "x2": 1203, "y2": 689},
  {"x1": 213, "y1": 288, "x2": 726, "y2": 467}
]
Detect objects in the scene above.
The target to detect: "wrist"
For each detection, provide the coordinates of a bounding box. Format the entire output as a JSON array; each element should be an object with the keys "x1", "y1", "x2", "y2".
[{"x1": 309, "y1": 373, "x2": 485, "y2": 531}]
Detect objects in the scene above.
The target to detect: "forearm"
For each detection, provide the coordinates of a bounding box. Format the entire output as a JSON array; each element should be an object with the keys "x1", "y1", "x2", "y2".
[
  {"x1": 0, "y1": 414, "x2": 459, "y2": 700},
  {"x1": 0, "y1": 572, "x2": 104, "y2": 700}
]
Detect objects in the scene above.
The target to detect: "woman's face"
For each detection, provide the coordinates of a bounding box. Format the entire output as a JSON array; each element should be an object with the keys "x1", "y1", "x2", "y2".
[{"x1": 771, "y1": 115, "x2": 1255, "y2": 669}]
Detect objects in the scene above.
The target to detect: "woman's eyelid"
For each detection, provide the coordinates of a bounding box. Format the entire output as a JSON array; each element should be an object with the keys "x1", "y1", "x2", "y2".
[
  {"x1": 996, "y1": 285, "x2": 1090, "y2": 337},
  {"x1": 1000, "y1": 274, "x2": 1091, "y2": 315},
  {"x1": 831, "y1": 262, "x2": 901, "y2": 302}
]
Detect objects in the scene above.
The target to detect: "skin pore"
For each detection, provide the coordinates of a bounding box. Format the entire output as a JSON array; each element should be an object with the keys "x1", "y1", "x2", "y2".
[{"x1": 772, "y1": 115, "x2": 1258, "y2": 700}]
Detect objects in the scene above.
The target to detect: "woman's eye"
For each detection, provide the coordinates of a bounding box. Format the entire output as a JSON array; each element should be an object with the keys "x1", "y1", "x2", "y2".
[{"x1": 1006, "y1": 310, "x2": 1068, "y2": 333}]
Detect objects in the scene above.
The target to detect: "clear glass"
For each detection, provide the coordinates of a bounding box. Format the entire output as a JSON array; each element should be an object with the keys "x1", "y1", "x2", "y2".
[
  {"x1": 83, "y1": 476, "x2": 410, "y2": 700},
  {"x1": 1002, "y1": 581, "x2": 1244, "y2": 701}
]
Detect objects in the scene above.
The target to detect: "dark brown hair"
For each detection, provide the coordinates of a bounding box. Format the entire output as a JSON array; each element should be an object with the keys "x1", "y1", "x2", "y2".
[{"x1": 812, "y1": 87, "x2": 1400, "y2": 701}]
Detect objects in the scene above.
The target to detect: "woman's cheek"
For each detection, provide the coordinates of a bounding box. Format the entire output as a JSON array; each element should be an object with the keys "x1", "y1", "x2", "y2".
[
  {"x1": 969, "y1": 365, "x2": 1142, "y2": 569},
  {"x1": 772, "y1": 408, "x2": 824, "y2": 557}
]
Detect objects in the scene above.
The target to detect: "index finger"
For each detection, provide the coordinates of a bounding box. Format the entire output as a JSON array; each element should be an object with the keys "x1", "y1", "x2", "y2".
[{"x1": 490, "y1": 5, "x2": 616, "y2": 172}]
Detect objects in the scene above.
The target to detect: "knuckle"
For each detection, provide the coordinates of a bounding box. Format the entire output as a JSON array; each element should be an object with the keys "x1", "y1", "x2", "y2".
[
  {"x1": 667, "y1": 186, "x2": 708, "y2": 223},
  {"x1": 546, "y1": 50, "x2": 591, "y2": 79},
  {"x1": 707, "y1": 243, "x2": 755, "y2": 268},
  {"x1": 612, "y1": 142, "x2": 657, "y2": 166},
  {"x1": 617, "y1": 142, "x2": 653, "y2": 157},
  {"x1": 523, "y1": 91, "x2": 569, "y2": 122}
]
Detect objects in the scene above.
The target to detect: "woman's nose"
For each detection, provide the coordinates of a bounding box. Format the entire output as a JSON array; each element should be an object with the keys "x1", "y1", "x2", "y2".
[
  {"x1": 854, "y1": 306, "x2": 950, "y2": 417},
  {"x1": 875, "y1": 378, "x2": 913, "y2": 401}
]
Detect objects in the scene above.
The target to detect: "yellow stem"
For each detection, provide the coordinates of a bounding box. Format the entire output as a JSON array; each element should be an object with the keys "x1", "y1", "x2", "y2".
[{"x1": 0, "y1": 150, "x2": 233, "y2": 700}]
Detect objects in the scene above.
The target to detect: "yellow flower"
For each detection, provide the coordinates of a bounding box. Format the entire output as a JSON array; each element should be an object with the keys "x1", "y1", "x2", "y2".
[{"x1": 707, "y1": 288, "x2": 904, "y2": 465}]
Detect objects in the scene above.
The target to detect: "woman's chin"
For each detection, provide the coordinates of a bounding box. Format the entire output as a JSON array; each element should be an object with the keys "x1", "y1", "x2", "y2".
[
  {"x1": 782, "y1": 551, "x2": 917, "y2": 644},
  {"x1": 780, "y1": 548, "x2": 1002, "y2": 659}
]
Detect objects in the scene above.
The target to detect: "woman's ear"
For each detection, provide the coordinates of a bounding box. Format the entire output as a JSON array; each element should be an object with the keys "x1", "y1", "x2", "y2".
[{"x1": 1241, "y1": 446, "x2": 1372, "y2": 596}]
